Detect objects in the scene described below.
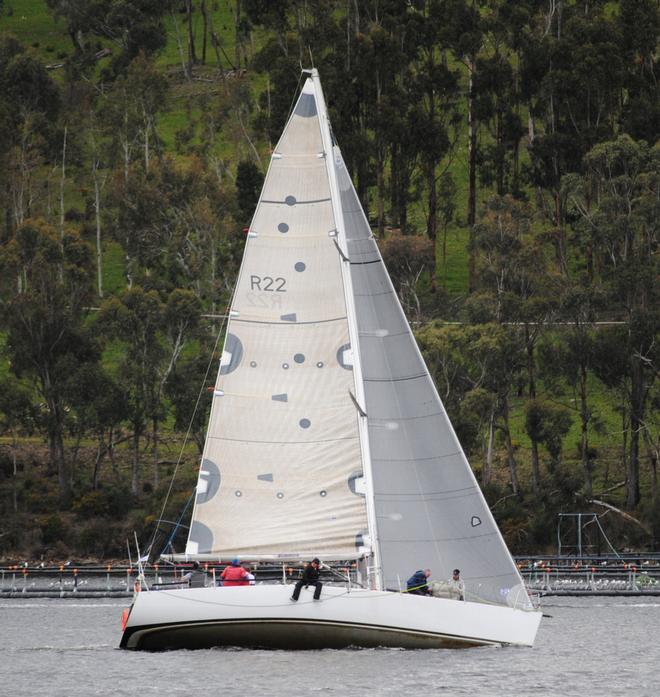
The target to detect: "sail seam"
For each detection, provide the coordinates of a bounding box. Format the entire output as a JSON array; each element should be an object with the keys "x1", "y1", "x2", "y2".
[
  {"x1": 376, "y1": 491, "x2": 480, "y2": 501},
  {"x1": 379, "y1": 532, "x2": 496, "y2": 544},
  {"x1": 370, "y1": 411, "x2": 445, "y2": 422},
  {"x1": 354, "y1": 289, "x2": 395, "y2": 297},
  {"x1": 233, "y1": 316, "x2": 347, "y2": 326},
  {"x1": 383, "y1": 532, "x2": 496, "y2": 543},
  {"x1": 373, "y1": 453, "x2": 463, "y2": 463},
  {"x1": 364, "y1": 373, "x2": 428, "y2": 383},
  {"x1": 375, "y1": 485, "x2": 476, "y2": 497},
  {"x1": 208, "y1": 435, "x2": 360, "y2": 445},
  {"x1": 261, "y1": 198, "x2": 331, "y2": 205},
  {"x1": 359, "y1": 330, "x2": 409, "y2": 338}
]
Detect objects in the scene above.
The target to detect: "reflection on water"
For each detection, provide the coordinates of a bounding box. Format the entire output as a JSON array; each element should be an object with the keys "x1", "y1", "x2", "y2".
[{"x1": 0, "y1": 597, "x2": 657, "y2": 697}]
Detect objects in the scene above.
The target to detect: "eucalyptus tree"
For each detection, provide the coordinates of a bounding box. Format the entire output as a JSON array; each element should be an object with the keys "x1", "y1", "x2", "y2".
[
  {"x1": 472, "y1": 0, "x2": 526, "y2": 197},
  {"x1": 65, "y1": 365, "x2": 129, "y2": 490},
  {"x1": 469, "y1": 195, "x2": 561, "y2": 492},
  {"x1": 98, "y1": 53, "x2": 169, "y2": 181},
  {"x1": 0, "y1": 36, "x2": 61, "y2": 234},
  {"x1": 521, "y1": 1, "x2": 624, "y2": 274},
  {"x1": 353, "y1": 19, "x2": 405, "y2": 236},
  {"x1": 108, "y1": 155, "x2": 238, "y2": 312},
  {"x1": 431, "y1": 0, "x2": 482, "y2": 287},
  {"x1": 618, "y1": 0, "x2": 660, "y2": 144},
  {"x1": 417, "y1": 323, "x2": 496, "y2": 480},
  {"x1": 98, "y1": 286, "x2": 202, "y2": 494},
  {"x1": 379, "y1": 232, "x2": 435, "y2": 321},
  {"x1": 565, "y1": 136, "x2": 660, "y2": 507},
  {"x1": 0, "y1": 377, "x2": 36, "y2": 513},
  {"x1": 524, "y1": 399, "x2": 572, "y2": 492},
  {"x1": 47, "y1": 0, "x2": 167, "y2": 77},
  {"x1": 0, "y1": 220, "x2": 99, "y2": 503},
  {"x1": 418, "y1": 317, "x2": 525, "y2": 493},
  {"x1": 407, "y1": 1, "x2": 462, "y2": 290},
  {"x1": 98, "y1": 288, "x2": 163, "y2": 495},
  {"x1": 435, "y1": 1, "x2": 481, "y2": 210},
  {"x1": 165, "y1": 354, "x2": 214, "y2": 456},
  {"x1": 469, "y1": 322, "x2": 525, "y2": 494},
  {"x1": 437, "y1": 171, "x2": 457, "y2": 289},
  {"x1": 538, "y1": 284, "x2": 602, "y2": 499},
  {"x1": 108, "y1": 157, "x2": 196, "y2": 289}
]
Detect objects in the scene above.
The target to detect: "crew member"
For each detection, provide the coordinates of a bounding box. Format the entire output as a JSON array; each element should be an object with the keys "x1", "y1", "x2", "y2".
[
  {"x1": 290, "y1": 558, "x2": 323, "y2": 601},
  {"x1": 448, "y1": 568, "x2": 465, "y2": 600},
  {"x1": 406, "y1": 568, "x2": 431, "y2": 595},
  {"x1": 182, "y1": 561, "x2": 206, "y2": 588},
  {"x1": 221, "y1": 558, "x2": 250, "y2": 586}
]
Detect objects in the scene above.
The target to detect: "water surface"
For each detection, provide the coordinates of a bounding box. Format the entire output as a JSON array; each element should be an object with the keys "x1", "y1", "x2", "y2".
[{"x1": 1, "y1": 597, "x2": 656, "y2": 696}]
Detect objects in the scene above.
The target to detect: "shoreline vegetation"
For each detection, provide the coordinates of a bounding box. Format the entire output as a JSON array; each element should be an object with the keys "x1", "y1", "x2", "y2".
[{"x1": 0, "y1": 1, "x2": 658, "y2": 561}]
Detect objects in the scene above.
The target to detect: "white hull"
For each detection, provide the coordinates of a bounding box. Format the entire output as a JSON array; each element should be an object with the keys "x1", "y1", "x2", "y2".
[{"x1": 120, "y1": 584, "x2": 542, "y2": 650}]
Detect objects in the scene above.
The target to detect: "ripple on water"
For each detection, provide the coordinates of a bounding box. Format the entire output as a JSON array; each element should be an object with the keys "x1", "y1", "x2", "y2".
[{"x1": 0, "y1": 597, "x2": 657, "y2": 697}]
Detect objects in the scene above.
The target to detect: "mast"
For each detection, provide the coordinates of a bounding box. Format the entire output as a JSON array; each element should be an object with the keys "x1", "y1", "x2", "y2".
[{"x1": 311, "y1": 69, "x2": 383, "y2": 590}]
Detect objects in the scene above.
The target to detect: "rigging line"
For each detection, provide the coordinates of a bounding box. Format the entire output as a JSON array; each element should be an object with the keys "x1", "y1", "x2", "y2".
[
  {"x1": 595, "y1": 516, "x2": 623, "y2": 560},
  {"x1": 146, "y1": 314, "x2": 228, "y2": 560},
  {"x1": 320, "y1": 562, "x2": 366, "y2": 588},
  {"x1": 160, "y1": 490, "x2": 195, "y2": 558}
]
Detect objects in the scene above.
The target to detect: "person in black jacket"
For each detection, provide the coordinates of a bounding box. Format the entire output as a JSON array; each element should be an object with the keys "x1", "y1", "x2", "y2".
[{"x1": 290, "y1": 558, "x2": 323, "y2": 601}]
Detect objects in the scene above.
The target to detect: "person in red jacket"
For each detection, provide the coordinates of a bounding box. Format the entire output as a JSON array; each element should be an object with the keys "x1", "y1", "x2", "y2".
[{"x1": 221, "y1": 558, "x2": 250, "y2": 586}]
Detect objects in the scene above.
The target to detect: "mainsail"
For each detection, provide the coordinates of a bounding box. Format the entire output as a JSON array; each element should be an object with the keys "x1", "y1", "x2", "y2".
[
  {"x1": 186, "y1": 77, "x2": 369, "y2": 559},
  {"x1": 187, "y1": 71, "x2": 530, "y2": 610}
]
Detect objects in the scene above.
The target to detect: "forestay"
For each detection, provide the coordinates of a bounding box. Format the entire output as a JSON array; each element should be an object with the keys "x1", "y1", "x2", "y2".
[
  {"x1": 334, "y1": 151, "x2": 532, "y2": 610},
  {"x1": 186, "y1": 79, "x2": 369, "y2": 560}
]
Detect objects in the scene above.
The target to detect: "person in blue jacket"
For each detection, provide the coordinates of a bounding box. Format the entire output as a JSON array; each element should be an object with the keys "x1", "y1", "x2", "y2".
[{"x1": 407, "y1": 568, "x2": 431, "y2": 595}]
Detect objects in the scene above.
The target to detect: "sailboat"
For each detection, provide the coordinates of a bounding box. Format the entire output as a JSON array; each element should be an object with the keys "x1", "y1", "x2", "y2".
[{"x1": 119, "y1": 70, "x2": 542, "y2": 650}]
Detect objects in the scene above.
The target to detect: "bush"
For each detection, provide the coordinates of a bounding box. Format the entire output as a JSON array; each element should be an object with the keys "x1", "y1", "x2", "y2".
[
  {"x1": 64, "y1": 208, "x2": 84, "y2": 222},
  {"x1": 50, "y1": 540, "x2": 71, "y2": 561},
  {"x1": 40, "y1": 514, "x2": 68, "y2": 545},
  {"x1": 72, "y1": 484, "x2": 133, "y2": 517},
  {"x1": 22, "y1": 477, "x2": 61, "y2": 513},
  {"x1": 77, "y1": 520, "x2": 119, "y2": 556}
]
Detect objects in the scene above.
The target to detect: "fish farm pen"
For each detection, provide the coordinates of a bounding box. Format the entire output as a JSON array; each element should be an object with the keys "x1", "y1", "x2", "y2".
[
  {"x1": 1, "y1": 557, "x2": 659, "y2": 598},
  {"x1": 518, "y1": 555, "x2": 660, "y2": 596}
]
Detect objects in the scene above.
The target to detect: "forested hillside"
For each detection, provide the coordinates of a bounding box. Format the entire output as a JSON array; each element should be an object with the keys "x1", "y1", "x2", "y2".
[{"x1": 0, "y1": 0, "x2": 658, "y2": 561}]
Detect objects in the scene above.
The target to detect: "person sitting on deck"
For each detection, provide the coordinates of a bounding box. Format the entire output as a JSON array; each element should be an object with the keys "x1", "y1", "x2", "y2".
[
  {"x1": 221, "y1": 558, "x2": 250, "y2": 586},
  {"x1": 182, "y1": 561, "x2": 207, "y2": 588},
  {"x1": 406, "y1": 568, "x2": 431, "y2": 595},
  {"x1": 290, "y1": 558, "x2": 323, "y2": 601}
]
